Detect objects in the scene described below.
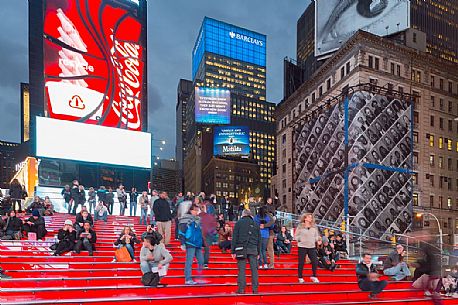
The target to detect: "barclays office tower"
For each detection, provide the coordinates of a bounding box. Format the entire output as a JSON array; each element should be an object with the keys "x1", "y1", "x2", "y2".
[{"x1": 182, "y1": 17, "x2": 275, "y2": 199}]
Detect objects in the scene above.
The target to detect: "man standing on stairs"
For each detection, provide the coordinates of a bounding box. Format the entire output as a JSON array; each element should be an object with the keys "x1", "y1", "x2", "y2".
[
  {"x1": 179, "y1": 203, "x2": 204, "y2": 285},
  {"x1": 150, "y1": 190, "x2": 159, "y2": 225},
  {"x1": 231, "y1": 209, "x2": 261, "y2": 294},
  {"x1": 153, "y1": 191, "x2": 172, "y2": 245}
]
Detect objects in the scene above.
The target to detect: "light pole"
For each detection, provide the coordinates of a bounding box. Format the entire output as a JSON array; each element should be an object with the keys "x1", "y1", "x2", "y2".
[{"x1": 416, "y1": 212, "x2": 443, "y2": 275}]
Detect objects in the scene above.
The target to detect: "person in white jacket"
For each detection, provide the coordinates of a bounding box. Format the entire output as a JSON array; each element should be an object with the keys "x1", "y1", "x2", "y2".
[{"x1": 294, "y1": 213, "x2": 321, "y2": 283}]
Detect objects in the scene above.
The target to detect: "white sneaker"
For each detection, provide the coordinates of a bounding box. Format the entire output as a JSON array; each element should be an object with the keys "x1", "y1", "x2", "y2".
[
  {"x1": 298, "y1": 278, "x2": 305, "y2": 283},
  {"x1": 310, "y1": 277, "x2": 320, "y2": 283},
  {"x1": 263, "y1": 264, "x2": 268, "y2": 269},
  {"x1": 452, "y1": 292, "x2": 458, "y2": 298},
  {"x1": 111, "y1": 259, "x2": 117, "y2": 263},
  {"x1": 424, "y1": 291, "x2": 432, "y2": 296}
]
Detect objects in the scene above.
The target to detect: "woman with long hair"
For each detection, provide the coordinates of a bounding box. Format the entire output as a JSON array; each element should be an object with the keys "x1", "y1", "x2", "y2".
[
  {"x1": 294, "y1": 213, "x2": 320, "y2": 283},
  {"x1": 113, "y1": 226, "x2": 140, "y2": 262}
]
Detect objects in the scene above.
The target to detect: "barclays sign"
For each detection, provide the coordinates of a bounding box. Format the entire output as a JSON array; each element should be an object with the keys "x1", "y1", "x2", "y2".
[{"x1": 229, "y1": 31, "x2": 264, "y2": 47}]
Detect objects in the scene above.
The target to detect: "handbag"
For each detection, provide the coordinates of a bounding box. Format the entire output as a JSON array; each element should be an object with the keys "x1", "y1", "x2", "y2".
[
  {"x1": 234, "y1": 246, "x2": 247, "y2": 259},
  {"x1": 141, "y1": 272, "x2": 160, "y2": 286},
  {"x1": 115, "y1": 246, "x2": 132, "y2": 262}
]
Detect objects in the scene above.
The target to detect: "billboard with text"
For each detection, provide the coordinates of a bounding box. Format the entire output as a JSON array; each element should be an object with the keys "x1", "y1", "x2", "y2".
[
  {"x1": 43, "y1": 0, "x2": 146, "y2": 131},
  {"x1": 214, "y1": 126, "x2": 250, "y2": 157},
  {"x1": 195, "y1": 87, "x2": 231, "y2": 124}
]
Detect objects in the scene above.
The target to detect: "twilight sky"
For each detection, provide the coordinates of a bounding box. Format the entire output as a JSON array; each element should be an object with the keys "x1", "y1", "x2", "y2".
[{"x1": 0, "y1": 0, "x2": 310, "y2": 158}]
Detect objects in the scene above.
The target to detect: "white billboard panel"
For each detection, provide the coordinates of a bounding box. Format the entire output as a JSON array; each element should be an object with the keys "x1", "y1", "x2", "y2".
[
  {"x1": 315, "y1": 0, "x2": 410, "y2": 57},
  {"x1": 36, "y1": 117, "x2": 151, "y2": 168}
]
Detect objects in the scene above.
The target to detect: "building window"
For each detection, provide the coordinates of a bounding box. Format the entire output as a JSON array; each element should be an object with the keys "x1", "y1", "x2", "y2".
[
  {"x1": 431, "y1": 75, "x2": 435, "y2": 87},
  {"x1": 282, "y1": 179, "x2": 286, "y2": 189},
  {"x1": 413, "y1": 193, "x2": 418, "y2": 206},
  {"x1": 413, "y1": 152, "x2": 418, "y2": 164},
  {"x1": 390, "y1": 62, "x2": 395, "y2": 74},
  {"x1": 448, "y1": 139, "x2": 452, "y2": 151},
  {"x1": 431, "y1": 96, "x2": 435, "y2": 108},
  {"x1": 440, "y1": 78, "x2": 444, "y2": 90},
  {"x1": 439, "y1": 196, "x2": 443, "y2": 208},
  {"x1": 414, "y1": 112, "x2": 419, "y2": 124},
  {"x1": 439, "y1": 156, "x2": 443, "y2": 169},
  {"x1": 429, "y1": 195, "x2": 434, "y2": 208},
  {"x1": 448, "y1": 158, "x2": 453, "y2": 171},
  {"x1": 440, "y1": 99, "x2": 444, "y2": 110},
  {"x1": 368, "y1": 55, "x2": 373, "y2": 68},
  {"x1": 439, "y1": 137, "x2": 444, "y2": 149},
  {"x1": 439, "y1": 118, "x2": 444, "y2": 130},
  {"x1": 312, "y1": 93, "x2": 316, "y2": 103},
  {"x1": 282, "y1": 134, "x2": 286, "y2": 144},
  {"x1": 398, "y1": 86, "x2": 403, "y2": 93},
  {"x1": 340, "y1": 66, "x2": 345, "y2": 79},
  {"x1": 282, "y1": 164, "x2": 286, "y2": 173},
  {"x1": 449, "y1": 81, "x2": 453, "y2": 93},
  {"x1": 319, "y1": 86, "x2": 323, "y2": 97},
  {"x1": 326, "y1": 78, "x2": 331, "y2": 91},
  {"x1": 412, "y1": 173, "x2": 418, "y2": 185},
  {"x1": 346, "y1": 61, "x2": 350, "y2": 74},
  {"x1": 413, "y1": 132, "x2": 418, "y2": 143},
  {"x1": 430, "y1": 175, "x2": 434, "y2": 187},
  {"x1": 374, "y1": 57, "x2": 379, "y2": 70},
  {"x1": 449, "y1": 120, "x2": 453, "y2": 131},
  {"x1": 430, "y1": 154, "x2": 435, "y2": 167},
  {"x1": 428, "y1": 134, "x2": 434, "y2": 147},
  {"x1": 413, "y1": 32, "x2": 417, "y2": 43},
  {"x1": 430, "y1": 115, "x2": 434, "y2": 127},
  {"x1": 396, "y1": 64, "x2": 401, "y2": 76}
]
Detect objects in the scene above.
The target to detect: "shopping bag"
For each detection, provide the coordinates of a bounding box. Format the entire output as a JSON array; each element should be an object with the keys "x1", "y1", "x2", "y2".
[{"x1": 115, "y1": 246, "x2": 132, "y2": 262}]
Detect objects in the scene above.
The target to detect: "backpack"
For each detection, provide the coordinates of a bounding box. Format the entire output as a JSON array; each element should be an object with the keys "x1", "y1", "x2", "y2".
[
  {"x1": 141, "y1": 272, "x2": 160, "y2": 286},
  {"x1": 183, "y1": 220, "x2": 203, "y2": 248}
]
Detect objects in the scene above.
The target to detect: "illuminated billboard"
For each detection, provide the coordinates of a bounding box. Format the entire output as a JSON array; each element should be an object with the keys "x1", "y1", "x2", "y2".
[
  {"x1": 214, "y1": 126, "x2": 250, "y2": 157},
  {"x1": 43, "y1": 0, "x2": 146, "y2": 131},
  {"x1": 192, "y1": 17, "x2": 266, "y2": 79},
  {"x1": 36, "y1": 117, "x2": 151, "y2": 168},
  {"x1": 195, "y1": 87, "x2": 231, "y2": 124},
  {"x1": 315, "y1": 0, "x2": 410, "y2": 57}
]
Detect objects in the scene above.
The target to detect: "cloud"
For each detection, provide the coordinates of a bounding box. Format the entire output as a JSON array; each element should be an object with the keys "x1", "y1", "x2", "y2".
[{"x1": 0, "y1": 0, "x2": 311, "y2": 156}]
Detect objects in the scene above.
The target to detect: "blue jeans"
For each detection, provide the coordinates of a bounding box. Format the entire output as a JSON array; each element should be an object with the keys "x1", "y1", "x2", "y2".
[
  {"x1": 383, "y1": 262, "x2": 411, "y2": 281},
  {"x1": 259, "y1": 237, "x2": 268, "y2": 266},
  {"x1": 94, "y1": 211, "x2": 107, "y2": 222},
  {"x1": 117, "y1": 244, "x2": 135, "y2": 260},
  {"x1": 130, "y1": 202, "x2": 137, "y2": 216},
  {"x1": 140, "y1": 260, "x2": 157, "y2": 274},
  {"x1": 185, "y1": 246, "x2": 204, "y2": 282},
  {"x1": 88, "y1": 199, "x2": 96, "y2": 214},
  {"x1": 140, "y1": 208, "x2": 148, "y2": 225}
]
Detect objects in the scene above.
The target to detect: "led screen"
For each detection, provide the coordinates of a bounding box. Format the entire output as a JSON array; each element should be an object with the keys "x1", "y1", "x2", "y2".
[
  {"x1": 214, "y1": 126, "x2": 250, "y2": 157},
  {"x1": 36, "y1": 117, "x2": 151, "y2": 168},
  {"x1": 293, "y1": 90, "x2": 412, "y2": 240},
  {"x1": 43, "y1": 0, "x2": 146, "y2": 131},
  {"x1": 192, "y1": 17, "x2": 266, "y2": 79},
  {"x1": 195, "y1": 87, "x2": 231, "y2": 124},
  {"x1": 315, "y1": 0, "x2": 410, "y2": 56}
]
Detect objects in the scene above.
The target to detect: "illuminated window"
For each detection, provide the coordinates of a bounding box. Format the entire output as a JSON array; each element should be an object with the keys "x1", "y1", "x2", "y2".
[
  {"x1": 439, "y1": 137, "x2": 444, "y2": 149},
  {"x1": 429, "y1": 134, "x2": 434, "y2": 147},
  {"x1": 413, "y1": 193, "x2": 418, "y2": 206},
  {"x1": 448, "y1": 139, "x2": 452, "y2": 151},
  {"x1": 430, "y1": 154, "x2": 435, "y2": 167},
  {"x1": 448, "y1": 197, "x2": 452, "y2": 209},
  {"x1": 439, "y1": 156, "x2": 443, "y2": 168}
]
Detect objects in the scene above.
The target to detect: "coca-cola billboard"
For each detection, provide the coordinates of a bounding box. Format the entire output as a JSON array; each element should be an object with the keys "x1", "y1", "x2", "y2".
[{"x1": 43, "y1": 0, "x2": 146, "y2": 131}]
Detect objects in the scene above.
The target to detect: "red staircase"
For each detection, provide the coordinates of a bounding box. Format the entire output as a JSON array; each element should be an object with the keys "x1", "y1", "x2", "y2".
[{"x1": 0, "y1": 213, "x2": 453, "y2": 305}]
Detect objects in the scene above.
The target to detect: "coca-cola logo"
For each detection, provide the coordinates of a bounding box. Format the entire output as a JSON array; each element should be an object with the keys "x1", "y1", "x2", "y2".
[{"x1": 110, "y1": 37, "x2": 142, "y2": 129}]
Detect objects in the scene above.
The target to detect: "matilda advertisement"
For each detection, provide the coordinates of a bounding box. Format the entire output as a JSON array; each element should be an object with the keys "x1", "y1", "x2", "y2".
[{"x1": 214, "y1": 126, "x2": 250, "y2": 157}]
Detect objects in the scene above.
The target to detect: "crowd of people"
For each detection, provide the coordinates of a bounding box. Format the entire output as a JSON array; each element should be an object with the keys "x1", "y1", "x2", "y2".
[{"x1": 0, "y1": 183, "x2": 454, "y2": 302}]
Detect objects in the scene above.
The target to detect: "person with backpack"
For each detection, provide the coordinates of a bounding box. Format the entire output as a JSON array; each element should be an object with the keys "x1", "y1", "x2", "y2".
[
  {"x1": 140, "y1": 234, "x2": 172, "y2": 276},
  {"x1": 231, "y1": 209, "x2": 261, "y2": 294},
  {"x1": 178, "y1": 203, "x2": 204, "y2": 285}
]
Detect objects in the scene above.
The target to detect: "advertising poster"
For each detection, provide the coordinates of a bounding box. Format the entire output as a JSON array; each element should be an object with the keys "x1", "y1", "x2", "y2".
[
  {"x1": 315, "y1": 0, "x2": 410, "y2": 56},
  {"x1": 43, "y1": 0, "x2": 146, "y2": 131},
  {"x1": 195, "y1": 87, "x2": 231, "y2": 124},
  {"x1": 293, "y1": 89, "x2": 412, "y2": 240},
  {"x1": 214, "y1": 126, "x2": 250, "y2": 157}
]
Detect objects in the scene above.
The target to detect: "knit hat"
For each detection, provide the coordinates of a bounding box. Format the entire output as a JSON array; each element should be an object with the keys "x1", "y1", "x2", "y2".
[
  {"x1": 322, "y1": 236, "x2": 329, "y2": 244},
  {"x1": 32, "y1": 209, "x2": 40, "y2": 217},
  {"x1": 64, "y1": 219, "x2": 73, "y2": 226}
]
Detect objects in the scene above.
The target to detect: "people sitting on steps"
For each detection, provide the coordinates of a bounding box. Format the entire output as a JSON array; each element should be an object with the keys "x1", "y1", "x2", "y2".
[
  {"x1": 2, "y1": 210, "x2": 23, "y2": 240},
  {"x1": 275, "y1": 226, "x2": 293, "y2": 254},
  {"x1": 23, "y1": 209, "x2": 47, "y2": 240},
  {"x1": 113, "y1": 226, "x2": 140, "y2": 262},
  {"x1": 53, "y1": 219, "x2": 77, "y2": 256},
  {"x1": 218, "y1": 222, "x2": 232, "y2": 253},
  {"x1": 74, "y1": 221, "x2": 97, "y2": 256},
  {"x1": 75, "y1": 207, "x2": 93, "y2": 236},
  {"x1": 316, "y1": 237, "x2": 336, "y2": 271},
  {"x1": 94, "y1": 201, "x2": 108, "y2": 222},
  {"x1": 383, "y1": 244, "x2": 411, "y2": 281},
  {"x1": 140, "y1": 234, "x2": 173, "y2": 283},
  {"x1": 356, "y1": 253, "x2": 388, "y2": 299}
]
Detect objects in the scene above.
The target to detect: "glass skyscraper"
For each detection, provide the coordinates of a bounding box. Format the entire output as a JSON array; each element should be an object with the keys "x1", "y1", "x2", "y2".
[{"x1": 182, "y1": 17, "x2": 275, "y2": 197}]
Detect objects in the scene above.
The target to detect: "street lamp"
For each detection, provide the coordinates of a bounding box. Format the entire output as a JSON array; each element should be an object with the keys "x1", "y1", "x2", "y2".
[{"x1": 415, "y1": 212, "x2": 443, "y2": 274}]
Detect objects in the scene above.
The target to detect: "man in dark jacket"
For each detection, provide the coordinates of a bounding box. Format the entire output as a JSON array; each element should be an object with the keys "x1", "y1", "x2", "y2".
[
  {"x1": 54, "y1": 220, "x2": 77, "y2": 255},
  {"x1": 383, "y1": 244, "x2": 411, "y2": 281},
  {"x1": 74, "y1": 221, "x2": 97, "y2": 256},
  {"x1": 153, "y1": 192, "x2": 172, "y2": 245},
  {"x1": 9, "y1": 179, "x2": 23, "y2": 212},
  {"x1": 231, "y1": 209, "x2": 261, "y2": 294},
  {"x1": 3, "y1": 210, "x2": 23, "y2": 240},
  {"x1": 23, "y1": 209, "x2": 47, "y2": 240},
  {"x1": 69, "y1": 180, "x2": 80, "y2": 215},
  {"x1": 356, "y1": 253, "x2": 388, "y2": 299},
  {"x1": 75, "y1": 208, "x2": 93, "y2": 236}
]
